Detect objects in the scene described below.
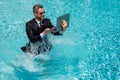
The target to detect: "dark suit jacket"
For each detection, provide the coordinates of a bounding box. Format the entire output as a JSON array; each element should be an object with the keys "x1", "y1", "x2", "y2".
[{"x1": 26, "y1": 18, "x2": 61, "y2": 43}]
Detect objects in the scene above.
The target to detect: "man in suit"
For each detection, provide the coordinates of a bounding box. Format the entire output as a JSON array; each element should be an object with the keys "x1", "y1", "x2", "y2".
[{"x1": 21, "y1": 4, "x2": 67, "y2": 55}]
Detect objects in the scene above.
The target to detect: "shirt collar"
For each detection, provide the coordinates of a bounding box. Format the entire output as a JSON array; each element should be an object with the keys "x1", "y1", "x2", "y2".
[
  {"x1": 35, "y1": 19, "x2": 40, "y2": 24},
  {"x1": 35, "y1": 19, "x2": 43, "y2": 24}
]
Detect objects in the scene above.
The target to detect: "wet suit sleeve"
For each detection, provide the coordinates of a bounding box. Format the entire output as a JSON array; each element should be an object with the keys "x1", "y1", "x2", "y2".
[{"x1": 26, "y1": 23, "x2": 42, "y2": 43}]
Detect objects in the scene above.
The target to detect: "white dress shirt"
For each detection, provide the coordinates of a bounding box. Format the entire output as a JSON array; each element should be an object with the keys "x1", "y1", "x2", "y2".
[{"x1": 35, "y1": 19, "x2": 45, "y2": 38}]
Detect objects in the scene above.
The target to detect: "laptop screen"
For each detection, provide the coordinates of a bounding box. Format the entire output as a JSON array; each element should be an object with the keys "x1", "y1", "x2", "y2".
[{"x1": 56, "y1": 13, "x2": 70, "y2": 31}]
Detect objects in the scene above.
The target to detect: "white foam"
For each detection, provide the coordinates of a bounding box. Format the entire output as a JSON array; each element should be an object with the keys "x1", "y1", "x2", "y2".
[
  {"x1": 73, "y1": 77, "x2": 79, "y2": 80},
  {"x1": 0, "y1": 61, "x2": 14, "y2": 73}
]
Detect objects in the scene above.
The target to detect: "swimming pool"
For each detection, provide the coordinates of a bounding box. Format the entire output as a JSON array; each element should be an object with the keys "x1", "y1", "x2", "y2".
[{"x1": 0, "y1": 0, "x2": 119, "y2": 80}]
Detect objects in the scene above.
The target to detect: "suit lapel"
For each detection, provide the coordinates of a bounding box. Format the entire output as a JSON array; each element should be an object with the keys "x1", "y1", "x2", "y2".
[
  {"x1": 32, "y1": 19, "x2": 41, "y2": 32},
  {"x1": 33, "y1": 18, "x2": 39, "y2": 28}
]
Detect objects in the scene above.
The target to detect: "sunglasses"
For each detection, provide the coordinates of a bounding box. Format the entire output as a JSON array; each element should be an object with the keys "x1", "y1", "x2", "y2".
[{"x1": 39, "y1": 11, "x2": 45, "y2": 15}]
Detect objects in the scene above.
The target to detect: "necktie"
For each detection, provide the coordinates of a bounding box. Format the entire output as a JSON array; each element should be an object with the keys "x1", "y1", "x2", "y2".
[{"x1": 39, "y1": 21, "x2": 43, "y2": 27}]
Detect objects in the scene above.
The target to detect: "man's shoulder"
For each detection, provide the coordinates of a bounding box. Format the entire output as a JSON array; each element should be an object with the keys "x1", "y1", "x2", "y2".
[
  {"x1": 43, "y1": 18, "x2": 52, "y2": 24},
  {"x1": 44, "y1": 18, "x2": 50, "y2": 21},
  {"x1": 26, "y1": 18, "x2": 35, "y2": 24}
]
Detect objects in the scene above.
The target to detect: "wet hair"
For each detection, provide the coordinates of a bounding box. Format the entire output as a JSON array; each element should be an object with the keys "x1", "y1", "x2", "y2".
[{"x1": 33, "y1": 4, "x2": 43, "y2": 13}]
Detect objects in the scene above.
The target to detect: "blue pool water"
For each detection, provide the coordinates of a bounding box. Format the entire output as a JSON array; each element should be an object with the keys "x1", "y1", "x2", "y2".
[{"x1": 0, "y1": 0, "x2": 120, "y2": 80}]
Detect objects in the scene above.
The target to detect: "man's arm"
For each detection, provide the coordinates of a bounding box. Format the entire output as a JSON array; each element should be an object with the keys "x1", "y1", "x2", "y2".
[
  {"x1": 48, "y1": 19, "x2": 63, "y2": 35},
  {"x1": 26, "y1": 23, "x2": 42, "y2": 43},
  {"x1": 50, "y1": 19, "x2": 67, "y2": 35}
]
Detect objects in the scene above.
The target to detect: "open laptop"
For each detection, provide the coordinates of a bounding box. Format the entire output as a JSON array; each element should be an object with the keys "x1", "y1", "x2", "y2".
[{"x1": 56, "y1": 13, "x2": 70, "y2": 31}]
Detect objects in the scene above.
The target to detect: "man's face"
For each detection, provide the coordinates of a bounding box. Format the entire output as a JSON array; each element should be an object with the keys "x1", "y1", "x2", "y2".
[{"x1": 35, "y1": 8, "x2": 45, "y2": 20}]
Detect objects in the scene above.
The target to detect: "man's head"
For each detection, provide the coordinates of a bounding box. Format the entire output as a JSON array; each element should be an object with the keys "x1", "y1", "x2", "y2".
[{"x1": 33, "y1": 4, "x2": 45, "y2": 20}]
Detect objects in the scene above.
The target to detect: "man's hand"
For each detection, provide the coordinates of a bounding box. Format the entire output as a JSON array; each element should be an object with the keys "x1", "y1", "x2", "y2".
[
  {"x1": 60, "y1": 19, "x2": 67, "y2": 31},
  {"x1": 50, "y1": 28, "x2": 57, "y2": 32},
  {"x1": 43, "y1": 28, "x2": 51, "y2": 35},
  {"x1": 43, "y1": 28, "x2": 57, "y2": 35}
]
